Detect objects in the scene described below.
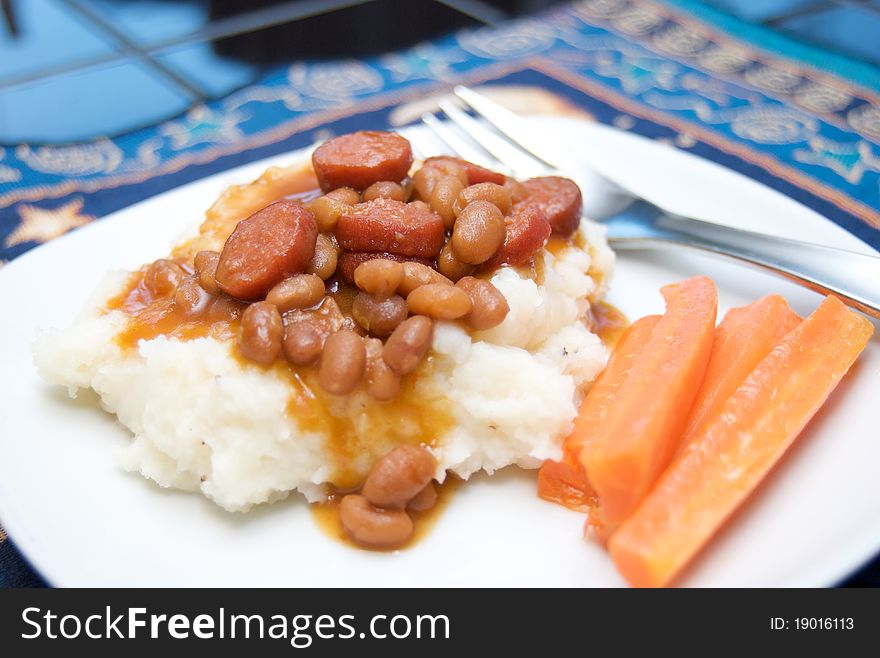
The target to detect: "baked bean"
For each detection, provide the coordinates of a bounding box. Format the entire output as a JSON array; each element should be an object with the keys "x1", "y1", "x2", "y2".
[
  {"x1": 282, "y1": 318, "x2": 324, "y2": 365},
  {"x1": 482, "y1": 202, "x2": 551, "y2": 269},
  {"x1": 412, "y1": 166, "x2": 440, "y2": 201},
  {"x1": 325, "y1": 186, "x2": 360, "y2": 205},
  {"x1": 407, "y1": 199, "x2": 431, "y2": 212},
  {"x1": 522, "y1": 176, "x2": 582, "y2": 236},
  {"x1": 174, "y1": 276, "x2": 211, "y2": 315},
  {"x1": 406, "y1": 283, "x2": 472, "y2": 320},
  {"x1": 400, "y1": 177, "x2": 414, "y2": 201},
  {"x1": 436, "y1": 240, "x2": 475, "y2": 282},
  {"x1": 503, "y1": 176, "x2": 529, "y2": 204},
  {"x1": 455, "y1": 276, "x2": 509, "y2": 330},
  {"x1": 408, "y1": 482, "x2": 438, "y2": 512},
  {"x1": 144, "y1": 259, "x2": 185, "y2": 297},
  {"x1": 424, "y1": 156, "x2": 505, "y2": 185},
  {"x1": 429, "y1": 175, "x2": 465, "y2": 229},
  {"x1": 451, "y1": 200, "x2": 505, "y2": 265},
  {"x1": 382, "y1": 315, "x2": 434, "y2": 375},
  {"x1": 312, "y1": 131, "x2": 413, "y2": 191},
  {"x1": 352, "y1": 292, "x2": 407, "y2": 338},
  {"x1": 397, "y1": 261, "x2": 452, "y2": 296},
  {"x1": 265, "y1": 274, "x2": 325, "y2": 312},
  {"x1": 338, "y1": 251, "x2": 432, "y2": 286},
  {"x1": 337, "y1": 199, "x2": 445, "y2": 259},
  {"x1": 207, "y1": 295, "x2": 245, "y2": 323},
  {"x1": 454, "y1": 182, "x2": 511, "y2": 216},
  {"x1": 216, "y1": 200, "x2": 318, "y2": 300},
  {"x1": 353, "y1": 258, "x2": 404, "y2": 300},
  {"x1": 364, "y1": 337, "x2": 401, "y2": 402},
  {"x1": 308, "y1": 195, "x2": 350, "y2": 232},
  {"x1": 429, "y1": 159, "x2": 469, "y2": 185},
  {"x1": 286, "y1": 296, "x2": 347, "y2": 334},
  {"x1": 319, "y1": 329, "x2": 366, "y2": 395},
  {"x1": 306, "y1": 233, "x2": 339, "y2": 280},
  {"x1": 339, "y1": 494, "x2": 413, "y2": 549},
  {"x1": 414, "y1": 159, "x2": 476, "y2": 202},
  {"x1": 282, "y1": 297, "x2": 346, "y2": 365},
  {"x1": 362, "y1": 445, "x2": 437, "y2": 509},
  {"x1": 239, "y1": 301, "x2": 283, "y2": 365},
  {"x1": 314, "y1": 296, "x2": 348, "y2": 330},
  {"x1": 193, "y1": 250, "x2": 221, "y2": 294},
  {"x1": 363, "y1": 180, "x2": 407, "y2": 202},
  {"x1": 421, "y1": 157, "x2": 468, "y2": 186}
]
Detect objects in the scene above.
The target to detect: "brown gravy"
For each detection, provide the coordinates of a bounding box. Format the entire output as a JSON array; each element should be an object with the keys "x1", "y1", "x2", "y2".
[
  {"x1": 281, "y1": 361, "x2": 453, "y2": 491},
  {"x1": 105, "y1": 264, "x2": 245, "y2": 348},
  {"x1": 593, "y1": 301, "x2": 629, "y2": 348}
]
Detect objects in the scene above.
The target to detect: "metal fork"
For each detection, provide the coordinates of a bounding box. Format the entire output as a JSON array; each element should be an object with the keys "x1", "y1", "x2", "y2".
[{"x1": 413, "y1": 85, "x2": 880, "y2": 320}]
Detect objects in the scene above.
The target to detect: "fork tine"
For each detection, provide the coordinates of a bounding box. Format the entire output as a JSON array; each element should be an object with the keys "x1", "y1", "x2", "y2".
[
  {"x1": 436, "y1": 99, "x2": 548, "y2": 179},
  {"x1": 409, "y1": 138, "x2": 428, "y2": 162},
  {"x1": 453, "y1": 85, "x2": 634, "y2": 209},
  {"x1": 453, "y1": 85, "x2": 562, "y2": 171},
  {"x1": 407, "y1": 126, "x2": 447, "y2": 162},
  {"x1": 420, "y1": 112, "x2": 510, "y2": 174}
]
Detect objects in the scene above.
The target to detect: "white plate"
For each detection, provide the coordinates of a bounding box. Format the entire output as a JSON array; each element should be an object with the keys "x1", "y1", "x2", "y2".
[{"x1": 1, "y1": 117, "x2": 878, "y2": 587}]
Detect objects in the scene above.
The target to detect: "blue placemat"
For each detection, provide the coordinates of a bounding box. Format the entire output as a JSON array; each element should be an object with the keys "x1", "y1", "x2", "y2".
[{"x1": 2, "y1": 0, "x2": 879, "y2": 587}]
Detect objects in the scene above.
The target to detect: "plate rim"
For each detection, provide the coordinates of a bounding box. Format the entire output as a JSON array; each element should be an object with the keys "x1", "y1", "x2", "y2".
[{"x1": 1, "y1": 116, "x2": 878, "y2": 588}]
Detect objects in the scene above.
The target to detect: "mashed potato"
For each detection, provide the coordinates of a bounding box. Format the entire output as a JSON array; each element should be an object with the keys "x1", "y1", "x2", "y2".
[{"x1": 35, "y1": 213, "x2": 613, "y2": 513}]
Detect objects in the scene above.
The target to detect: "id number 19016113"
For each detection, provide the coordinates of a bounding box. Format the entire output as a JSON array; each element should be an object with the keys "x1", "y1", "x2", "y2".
[{"x1": 770, "y1": 618, "x2": 854, "y2": 630}]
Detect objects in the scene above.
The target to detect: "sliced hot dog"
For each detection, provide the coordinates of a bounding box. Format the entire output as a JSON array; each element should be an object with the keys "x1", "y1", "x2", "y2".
[
  {"x1": 423, "y1": 156, "x2": 506, "y2": 186},
  {"x1": 215, "y1": 200, "x2": 318, "y2": 300},
  {"x1": 482, "y1": 202, "x2": 551, "y2": 269},
  {"x1": 522, "y1": 176, "x2": 582, "y2": 236},
  {"x1": 336, "y1": 198, "x2": 445, "y2": 258},
  {"x1": 338, "y1": 251, "x2": 433, "y2": 285},
  {"x1": 312, "y1": 131, "x2": 413, "y2": 192}
]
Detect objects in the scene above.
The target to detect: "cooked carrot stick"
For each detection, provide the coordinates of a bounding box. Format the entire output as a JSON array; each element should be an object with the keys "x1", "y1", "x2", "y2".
[
  {"x1": 580, "y1": 276, "x2": 717, "y2": 539},
  {"x1": 680, "y1": 295, "x2": 801, "y2": 447},
  {"x1": 565, "y1": 316, "x2": 662, "y2": 460},
  {"x1": 609, "y1": 295, "x2": 874, "y2": 588},
  {"x1": 536, "y1": 457, "x2": 595, "y2": 513},
  {"x1": 537, "y1": 315, "x2": 661, "y2": 511}
]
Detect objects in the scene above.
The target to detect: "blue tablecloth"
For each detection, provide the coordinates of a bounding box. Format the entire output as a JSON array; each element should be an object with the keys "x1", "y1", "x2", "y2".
[{"x1": 2, "y1": 0, "x2": 879, "y2": 587}]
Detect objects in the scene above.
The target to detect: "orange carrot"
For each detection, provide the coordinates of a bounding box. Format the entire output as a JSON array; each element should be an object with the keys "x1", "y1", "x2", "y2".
[
  {"x1": 565, "y1": 316, "x2": 662, "y2": 460},
  {"x1": 609, "y1": 295, "x2": 874, "y2": 588},
  {"x1": 680, "y1": 295, "x2": 801, "y2": 447},
  {"x1": 537, "y1": 315, "x2": 661, "y2": 511},
  {"x1": 580, "y1": 276, "x2": 717, "y2": 539},
  {"x1": 536, "y1": 457, "x2": 595, "y2": 512}
]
